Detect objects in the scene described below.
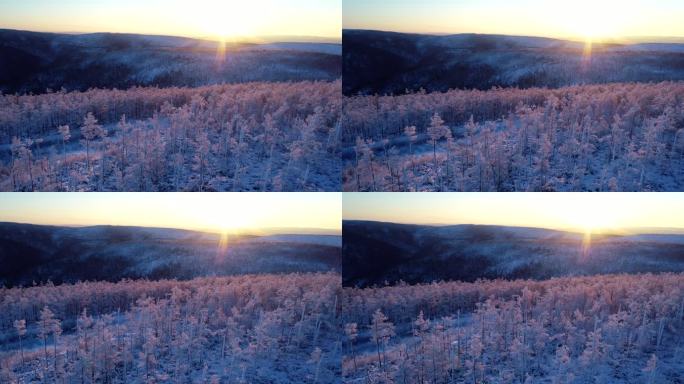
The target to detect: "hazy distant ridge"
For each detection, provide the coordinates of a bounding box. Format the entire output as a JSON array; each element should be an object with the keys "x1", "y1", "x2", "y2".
[
  {"x1": 0, "y1": 28, "x2": 341, "y2": 94},
  {"x1": 343, "y1": 220, "x2": 684, "y2": 287},
  {"x1": 0, "y1": 222, "x2": 341, "y2": 287},
  {"x1": 343, "y1": 29, "x2": 684, "y2": 95}
]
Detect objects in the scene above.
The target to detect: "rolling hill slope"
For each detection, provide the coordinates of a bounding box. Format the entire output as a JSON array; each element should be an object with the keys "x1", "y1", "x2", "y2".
[
  {"x1": 343, "y1": 220, "x2": 684, "y2": 287},
  {"x1": 343, "y1": 29, "x2": 684, "y2": 95},
  {"x1": 0, "y1": 222, "x2": 341, "y2": 286},
  {"x1": 0, "y1": 29, "x2": 341, "y2": 93}
]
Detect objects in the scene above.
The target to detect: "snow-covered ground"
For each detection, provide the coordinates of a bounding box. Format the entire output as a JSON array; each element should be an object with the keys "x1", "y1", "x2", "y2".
[
  {"x1": 343, "y1": 82, "x2": 684, "y2": 192},
  {"x1": 1, "y1": 80, "x2": 341, "y2": 192},
  {"x1": 341, "y1": 273, "x2": 684, "y2": 383},
  {"x1": 0, "y1": 273, "x2": 341, "y2": 384}
]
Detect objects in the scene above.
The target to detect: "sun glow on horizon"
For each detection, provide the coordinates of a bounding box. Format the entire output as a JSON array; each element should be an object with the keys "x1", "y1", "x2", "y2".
[
  {"x1": 0, "y1": 193, "x2": 342, "y2": 235},
  {"x1": 343, "y1": 193, "x2": 684, "y2": 235},
  {"x1": 189, "y1": 0, "x2": 261, "y2": 40},
  {"x1": 0, "y1": 0, "x2": 341, "y2": 41},
  {"x1": 561, "y1": 199, "x2": 623, "y2": 234},
  {"x1": 344, "y1": 0, "x2": 684, "y2": 42},
  {"x1": 557, "y1": 0, "x2": 631, "y2": 40}
]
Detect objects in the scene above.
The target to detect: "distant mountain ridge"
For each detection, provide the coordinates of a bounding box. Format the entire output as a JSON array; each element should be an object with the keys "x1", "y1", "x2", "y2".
[
  {"x1": 0, "y1": 29, "x2": 341, "y2": 94},
  {"x1": 0, "y1": 222, "x2": 341, "y2": 287},
  {"x1": 343, "y1": 220, "x2": 684, "y2": 287},
  {"x1": 342, "y1": 29, "x2": 684, "y2": 95}
]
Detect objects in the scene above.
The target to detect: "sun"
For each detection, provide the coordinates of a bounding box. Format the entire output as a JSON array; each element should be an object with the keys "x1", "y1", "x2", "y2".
[
  {"x1": 185, "y1": 196, "x2": 258, "y2": 234},
  {"x1": 197, "y1": 0, "x2": 259, "y2": 40},
  {"x1": 208, "y1": 13, "x2": 253, "y2": 39},
  {"x1": 574, "y1": 212, "x2": 618, "y2": 234},
  {"x1": 556, "y1": 0, "x2": 635, "y2": 41},
  {"x1": 558, "y1": 198, "x2": 623, "y2": 234},
  {"x1": 578, "y1": 13, "x2": 615, "y2": 40},
  {"x1": 214, "y1": 214, "x2": 254, "y2": 234},
  {"x1": 575, "y1": 215, "x2": 615, "y2": 234}
]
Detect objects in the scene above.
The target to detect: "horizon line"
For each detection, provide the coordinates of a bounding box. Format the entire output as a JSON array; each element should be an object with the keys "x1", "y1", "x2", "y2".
[
  {"x1": 0, "y1": 220, "x2": 342, "y2": 236},
  {"x1": 342, "y1": 219, "x2": 684, "y2": 235},
  {"x1": 0, "y1": 27, "x2": 342, "y2": 43},
  {"x1": 342, "y1": 28, "x2": 684, "y2": 44}
]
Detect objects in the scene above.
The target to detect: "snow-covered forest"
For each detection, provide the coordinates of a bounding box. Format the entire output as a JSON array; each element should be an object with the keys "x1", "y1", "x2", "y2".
[
  {"x1": 342, "y1": 82, "x2": 684, "y2": 192},
  {"x1": 0, "y1": 222, "x2": 342, "y2": 287},
  {"x1": 342, "y1": 220, "x2": 684, "y2": 288},
  {"x1": 341, "y1": 273, "x2": 684, "y2": 383},
  {"x1": 0, "y1": 80, "x2": 341, "y2": 191},
  {"x1": 0, "y1": 272, "x2": 341, "y2": 383},
  {"x1": 0, "y1": 30, "x2": 341, "y2": 95},
  {"x1": 342, "y1": 30, "x2": 684, "y2": 96}
]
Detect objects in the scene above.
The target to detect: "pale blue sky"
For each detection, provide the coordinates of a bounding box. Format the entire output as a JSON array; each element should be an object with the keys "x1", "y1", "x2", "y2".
[
  {"x1": 343, "y1": 193, "x2": 684, "y2": 233},
  {"x1": 0, "y1": 0, "x2": 341, "y2": 39},
  {"x1": 344, "y1": 0, "x2": 684, "y2": 39},
  {"x1": 0, "y1": 192, "x2": 342, "y2": 234}
]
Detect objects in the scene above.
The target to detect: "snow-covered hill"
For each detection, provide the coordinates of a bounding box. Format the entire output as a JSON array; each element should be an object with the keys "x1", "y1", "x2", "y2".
[
  {"x1": 249, "y1": 234, "x2": 342, "y2": 247},
  {"x1": 0, "y1": 29, "x2": 341, "y2": 94},
  {"x1": 343, "y1": 221, "x2": 684, "y2": 287},
  {"x1": 0, "y1": 222, "x2": 341, "y2": 287},
  {"x1": 343, "y1": 29, "x2": 684, "y2": 95}
]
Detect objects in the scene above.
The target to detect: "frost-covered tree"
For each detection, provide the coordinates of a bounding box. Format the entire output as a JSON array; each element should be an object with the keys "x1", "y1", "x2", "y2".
[
  {"x1": 0, "y1": 273, "x2": 342, "y2": 383},
  {"x1": 343, "y1": 82, "x2": 684, "y2": 191},
  {"x1": 341, "y1": 273, "x2": 684, "y2": 384},
  {"x1": 193, "y1": 130, "x2": 211, "y2": 191},
  {"x1": 57, "y1": 125, "x2": 70, "y2": 174},
  {"x1": 10, "y1": 138, "x2": 34, "y2": 191},
  {"x1": 0, "y1": 81, "x2": 342, "y2": 191},
  {"x1": 344, "y1": 323, "x2": 358, "y2": 372},
  {"x1": 13, "y1": 320, "x2": 26, "y2": 366},
  {"x1": 38, "y1": 306, "x2": 57, "y2": 377},
  {"x1": 371, "y1": 309, "x2": 395, "y2": 368},
  {"x1": 427, "y1": 113, "x2": 447, "y2": 187},
  {"x1": 404, "y1": 125, "x2": 417, "y2": 172},
  {"x1": 80, "y1": 112, "x2": 105, "y2": 172},
  {"x1": 642, "y1": 354, "x2": 658, "y2": 384}
]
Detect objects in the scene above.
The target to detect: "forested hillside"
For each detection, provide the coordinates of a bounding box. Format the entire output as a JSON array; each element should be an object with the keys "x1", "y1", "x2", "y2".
[
  {"x1": 343, "y1": 221, "x2": 684, "y2": 287},
  {"x1": 343, "y1": 82, "x2": 684, "y2": 191},
  {"x1": 341, "y1": 273, "x2": 684, "y2": 383},
  {"x1": 0, "y1": 222, "x2": 341, "y2": 287},
  {"x1": 1, "y1": 80, "x2": 341, "y2": 191},
  {"x1": 0, "y1": 29, "x2": 340, "y2": 94},
  {"x1": 0, "y1": 273, "x2": 341, "y2": 383},
  {"x1": 343, "y1": 30, "x2": 684, "y2": 95}
]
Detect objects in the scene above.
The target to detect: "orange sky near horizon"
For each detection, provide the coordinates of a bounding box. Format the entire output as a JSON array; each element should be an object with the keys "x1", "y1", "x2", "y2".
[
  {"x1": 343, "y1": 193, "x2": 684, "y2": 234},
  {"x1": 0, "y1": 193, "x2": 342, "y2": 235},
  {"x1": 344, "y1": 0, "x2": 684, "y2": 42},
  {"x1": 0, "y1": 0, "x2": 341, "y2": 41}
]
